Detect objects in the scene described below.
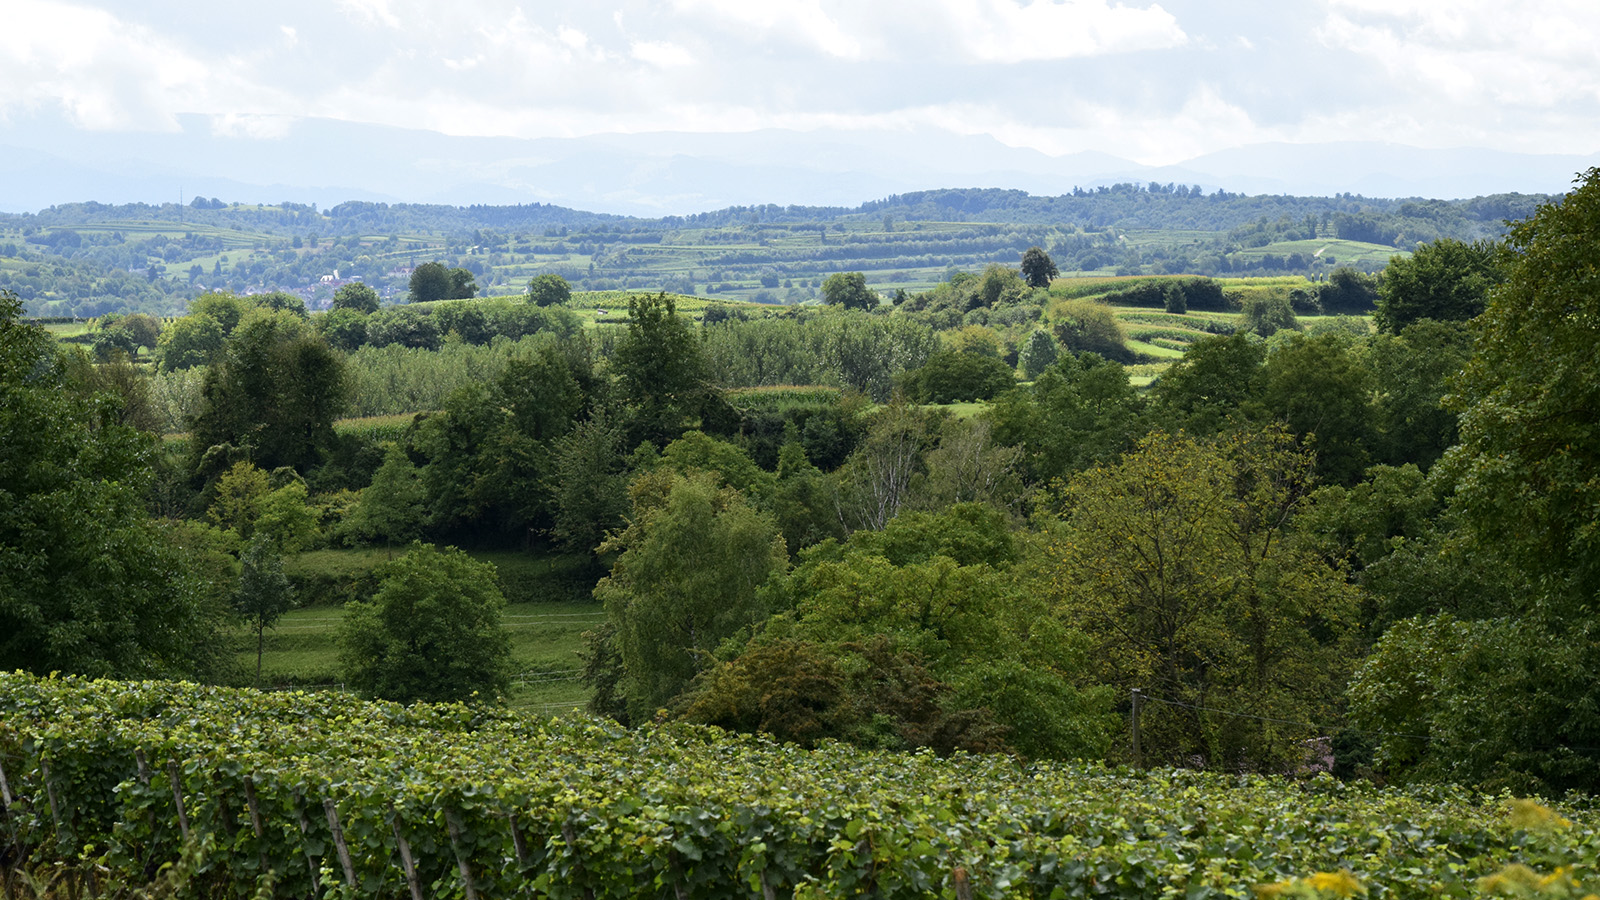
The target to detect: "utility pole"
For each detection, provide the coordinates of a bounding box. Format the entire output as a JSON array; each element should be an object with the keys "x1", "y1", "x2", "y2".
[{"x1": 1130, "y1": 688, "x2": 1143, "y2": 768}]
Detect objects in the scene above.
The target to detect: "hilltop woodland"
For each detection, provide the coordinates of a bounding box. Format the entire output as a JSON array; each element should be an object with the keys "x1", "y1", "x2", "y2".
[
  {"x1": 1, "y1": 183, "x2": 1545, "y2": 318},
  {"x1": 3, "y1": 169, "x2": 1599, "y2": 801}
]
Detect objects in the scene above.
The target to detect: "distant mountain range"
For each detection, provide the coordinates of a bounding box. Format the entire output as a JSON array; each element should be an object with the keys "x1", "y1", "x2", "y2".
[{"x1": 1, "y1": 112, "x2": 1595, "y2": 216}]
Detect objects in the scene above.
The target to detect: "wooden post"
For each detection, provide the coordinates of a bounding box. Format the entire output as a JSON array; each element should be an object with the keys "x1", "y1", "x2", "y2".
[
  {"x1": 166, "y1": 761, "x2": 190, "y2": 841},
  {"x1": 759, "y1": 868, "x2": 777, "y2": 900},
  {"x1": 39, "y1": 759, "x2": 67, "y2": 853},
  {"x1": 389, "y1": 811, "x2": 425, "y2": 900},
  {"x1": 506, "y1": 812, "x2": 530, "y2": 870},
  {"x1": 294, "y1": 791, "x2": 322, "y2": 900},
  {"x1": 444, "y1": 808, "x2": 479, "y2": 900},
  {"x1": 322, "y1": 799, "x2": 357, "y2": 888},
  {"x1": 1130, "y1": 688, "x2": 1144, "y2": 769},
  {"x1": 0, "y1": 755, "x2": 13, "y2": 808},
  {"x1": 953, "y1": 866, "x2": 975, "y2": 900},
  {"x1": 243, "y1": 775, "x2": 269, "y2": 874}
]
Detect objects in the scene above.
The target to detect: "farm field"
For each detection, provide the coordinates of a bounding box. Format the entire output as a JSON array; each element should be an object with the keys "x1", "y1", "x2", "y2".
[{"x1": 2, "y1": 671, "x2": 1593, "y2": 900}]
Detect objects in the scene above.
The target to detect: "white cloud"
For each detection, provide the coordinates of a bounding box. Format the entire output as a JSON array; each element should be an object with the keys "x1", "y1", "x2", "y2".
[
  {"x1": 338, "y1": 0, "x2": 402, "y2": 30},
  {"x1": 935, "y1": 0, "x2": 1188, "y2": 62},
  {"x1": 0, "y1": 0, "x2": 243, "y2": 130},
  {"x1": 631, "y1": 40, "x2": 696, "y2": 68},
  {"x1": 670, "y1": 0, "x2": 867, "y2": 59},
  {"x1": 1317, "y1": 1, "x2": 1600, "y2": 124}
]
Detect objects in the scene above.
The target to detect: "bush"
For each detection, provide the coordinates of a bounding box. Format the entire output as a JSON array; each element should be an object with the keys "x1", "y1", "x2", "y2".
[
  {"x1": 337, "y1": 543, "x2": 513, "y2": 703},
  {"x1": 900, "y1": 350, "x2": 1016, "y2": 403}
]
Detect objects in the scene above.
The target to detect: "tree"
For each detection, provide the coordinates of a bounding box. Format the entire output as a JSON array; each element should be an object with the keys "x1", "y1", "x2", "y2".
[
  {"x1": 1374, "y1": 238, "x2": 1503, "y2": 333},
  {"x1": 1354, "y1": 169, "x2": 1600, "y2": 792},
  {"x1": 408, "y1": 262, "x2": 453, "y2": 303},
  {"x1": 1318, "y1": 267, "x2": 1379, "y2": 314},
  {"x1": 899, "y1": 350, "x2": 1015, "y2": 403},
  {"x1": 1051, "y1": 299, "x2": 1129, "y2": 360},
  {"x1": 1016, "y1": 329, "x2": 1059, "y2": 380},
  {"x1": 337, "y1": 543, "x2": 513, "y2": 703},
  {"x1": 315, "y1": 307, "x2": 370, "y2": 351},
  {"x1": 593, "y1": 470, "x2": 787, "y2": 720},
  {"x1": 611, "y1": 292, "x2": 717, "y2": 446},
  {"x1": 821, "y1": 272, "x2": 877, "y2": 311},
  {"x1": 156, "y1": 314, "x2": 225, "y2": 371},
  {"x1": 448, "y1": 267, "x2": 479, "y2": 300},
  {"x1": 1261, "y1": 333, "x2": 1375, "y2": 486},
  {"x1": 1, "y1": 290, "x2": 232, "y2": 678},
  {"x1": 1240, "y1": 294, "x2": 1299, "y2": 337},
  {"x1": 331, "y1": 282, "x2": 381, "y2": 315},
  {"x1": 1045, "y1": 428, "x2": 1359, "y2": 770},
  {"x1": 345, "y1": 443, "x2": 427, "y2": 545},
  {"x1": 1020, "y1": 246, "x2": 1058, "y2": 289},
  {"x1": 527, "y1": 273, "x2": 572, "y2": 307},
  {"x1": 188, "y1": 309, "x2": 349, "y2": 477},
  {"x1": 235, "y1": 534, "x2": 294, "y2": 685}
]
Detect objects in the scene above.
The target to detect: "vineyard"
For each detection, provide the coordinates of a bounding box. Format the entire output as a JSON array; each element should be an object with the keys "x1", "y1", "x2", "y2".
[{"x1": 0, "y1": 674, "x2": 1593, "y2": 899}]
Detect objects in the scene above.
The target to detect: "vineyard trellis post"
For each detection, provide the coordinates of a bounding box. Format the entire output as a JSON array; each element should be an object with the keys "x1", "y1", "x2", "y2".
[{"x1": 1131, "y1": 688, "x2": 1144, "y2": 769}]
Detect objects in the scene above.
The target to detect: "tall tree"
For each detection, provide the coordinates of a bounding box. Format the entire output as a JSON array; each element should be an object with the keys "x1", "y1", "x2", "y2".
[
  {"x1": 331, "y1": 282, "x2": 381, "y2": 315},
  {"x1": 593, "y1": 470, "x2": 787, "y2": 720},
  {"x1": 1045, "y1": 428, "x2": 1359, "y2": 770},
  {"x1": 611, "y1": 292, "x2": 716, "y2": 446},
  {"x1": 408, "y1": 262, "x2": 453, "y2": 303},
  {"x1": 1374, "y1": 238, "x2": 1503, "y2": 333},
  {"x1": 821, "y1": 272, "x2": 876, "y2": 311},
  {"x1": 235, "y1": 534, "x2": 294, "y2": 685},
  {"x1": 188, "y1": 309, "x2": 349, "y2": 477},
  {"x1": 1020, "y1": 246, "x2": 1059, "y2": 289},
  {"x1": 527, "y1": 273, "x2": 572, "y2": 307},
  {"x1": 1, "y1": 290, "x2": 231, "y2": 678}
]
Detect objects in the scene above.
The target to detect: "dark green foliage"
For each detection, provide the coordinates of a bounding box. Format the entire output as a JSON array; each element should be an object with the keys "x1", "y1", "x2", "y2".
[
  {"x1": 687, "y1": 503, "x2": 1115, "y2": 758},
  {"x1": 1317, "y1": 267, "x2": 1379, "y2": 314},
  {"x1": 187, "y1": 309, "x2": 349, "y2": 476},
  {"x1": 821, "y1": 271, "x2": 876, "y2": 310},
  {"x1": 1362, "y1": 319, "x2": 1474, "y2": 469},
  {"x1": 899, "y1": 349, "x2": 1015, "y2": 403},
  {"x1": 1374, "y1": 238, "x2": 1503, "y2": 332},
  {"x1": 987, "y1": 351, "x2": 1146, "y2": 485},
  {"x1": 0, "y1": 290, "x2": 233, "y2": 679},
  {"x1": 1016, "y1": 329, "x2": 1059, "y2": 379},
  {"x1": 551, "y1": 413, "x2": 631, "y2": 555},
  {"x1": 1261, "y1": 333, "x2": 1375, "y2": 486},
  {"x1": 1240, "y1": 294, "x2": 1299, "y2": 337},
  {"x1": 408, "y1": 261, "x2": 453, "y2": 303},
  {"x1": 527, "y1": 272, "x2": 572, "y2": 306},
  {"x1": 1149, "y1": 333, "x2": 1267, "y2": 435},
  {"x1": 611, "y1": 292, "x2": 718, "y2": 446},
  {"x1": 1020, "y1": 246, "x2": 1058, "y2": 289},
  {"x1": 1095, "y1": 277, "x2": 1228, "y2": 312},
  {"x1": 331, "y1": 281, "x2": 381, "y2": 314},
  {"x1": 366, "y1": 305, "x2": 442, "y2": 349},
  {"x1": 337, "y1": 542, "x2": 514, "y2": 703},
  {"x1": 315, "y1": 307, "x2": 370, "y2": 351}
]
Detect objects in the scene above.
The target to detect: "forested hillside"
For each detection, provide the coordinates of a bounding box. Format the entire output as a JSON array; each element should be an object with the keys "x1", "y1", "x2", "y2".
[{"x1": 1, "y1": 183, "x2": 1547, "y2": 318}]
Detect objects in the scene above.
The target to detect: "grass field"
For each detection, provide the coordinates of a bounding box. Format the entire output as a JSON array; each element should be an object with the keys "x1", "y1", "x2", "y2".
[{"x1": 237, "y1": 598, "x2": 602, "y2": 713}]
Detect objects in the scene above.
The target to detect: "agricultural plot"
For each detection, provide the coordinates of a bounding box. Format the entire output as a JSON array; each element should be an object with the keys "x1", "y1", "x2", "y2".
[{"x1": 1, "y1": 671, "x2": 1593, "y2": 900}]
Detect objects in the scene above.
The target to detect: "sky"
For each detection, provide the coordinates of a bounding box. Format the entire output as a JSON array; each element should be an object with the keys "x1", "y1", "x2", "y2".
[{"x1": 3, "y1": 0, "x2": 1599, "y2": 208}]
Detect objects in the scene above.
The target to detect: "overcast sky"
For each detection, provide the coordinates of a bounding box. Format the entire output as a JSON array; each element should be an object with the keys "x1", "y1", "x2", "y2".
[{"x1": 5, "y1": 0, "x2": 1598, "y2": 168}]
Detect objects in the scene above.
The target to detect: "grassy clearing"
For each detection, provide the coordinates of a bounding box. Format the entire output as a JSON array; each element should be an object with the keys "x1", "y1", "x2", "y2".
[
  {"x1": 284, "y1": 546, "x2": 600, "y2": 607},
  {"x1": 235, "y1": 598, "x2": 601, "y2": 712}
]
